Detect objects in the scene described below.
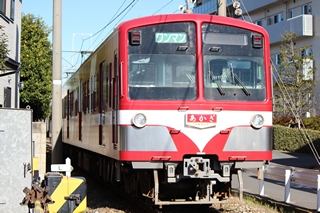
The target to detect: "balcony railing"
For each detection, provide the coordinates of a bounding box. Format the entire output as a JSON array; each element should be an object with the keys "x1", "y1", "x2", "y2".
[{"x1": 266, "y1": 14, "x2": 313, "y2": 44}]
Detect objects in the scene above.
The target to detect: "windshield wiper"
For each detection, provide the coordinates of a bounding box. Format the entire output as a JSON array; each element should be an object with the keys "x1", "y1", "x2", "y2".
[
  {"x1": 229, "y1": 63, "x2": 251, "y2": 96},
  {"x1": 208, "y1": 61, "x2": 225, "y2": 96}
]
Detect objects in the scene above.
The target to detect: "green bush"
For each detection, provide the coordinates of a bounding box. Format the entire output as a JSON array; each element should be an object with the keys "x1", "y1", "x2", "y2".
[
  {"x1": 273, "y1": 116, "x2": 320, "y2": 131},
  {"x1": 273, "y1": 125, "x2": 320, "y2": 154},
  {"x1": 273, "y1": 116, "x2": 294, "y2": 126},
  {"x1": 302, "y1": 116, "x2": 320, "y2": 131}
]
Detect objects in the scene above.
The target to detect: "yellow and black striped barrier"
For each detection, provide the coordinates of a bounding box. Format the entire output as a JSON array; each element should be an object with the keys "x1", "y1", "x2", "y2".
[{"x1": 46, "y1": 172, "x2": 87, "y2": 213}]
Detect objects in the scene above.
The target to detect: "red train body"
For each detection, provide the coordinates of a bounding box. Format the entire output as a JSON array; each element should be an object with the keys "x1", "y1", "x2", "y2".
[{"x1": 62, "y1": 13, "x2": 272, "y2": 206}]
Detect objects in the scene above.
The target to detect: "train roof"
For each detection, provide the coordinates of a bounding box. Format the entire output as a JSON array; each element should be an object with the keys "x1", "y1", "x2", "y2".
[
  {"x1": 117, "y1": 13, "x2": 268, "y2": 36},
  {"x1": 62, "y1": 13, "x2": 269, "y2": 94}
]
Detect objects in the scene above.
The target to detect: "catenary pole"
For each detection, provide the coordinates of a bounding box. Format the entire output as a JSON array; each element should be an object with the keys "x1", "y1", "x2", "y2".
[
  {"x1": 52, "y1": 0, "x2": 63, "y2": 164},
  {"x1": 218, "y1": 0, "x2": 226, "y2": 17}
]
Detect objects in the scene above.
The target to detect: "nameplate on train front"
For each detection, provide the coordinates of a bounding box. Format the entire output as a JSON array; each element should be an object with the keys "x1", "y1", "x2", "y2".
[{"x1": 186, "y1": 114, "x2": 217, "y2": 129}]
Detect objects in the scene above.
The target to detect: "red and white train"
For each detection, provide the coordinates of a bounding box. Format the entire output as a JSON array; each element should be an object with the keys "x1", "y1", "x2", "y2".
[{"x1": 62, "y1": 13, "x2": 272, "y2": 206}]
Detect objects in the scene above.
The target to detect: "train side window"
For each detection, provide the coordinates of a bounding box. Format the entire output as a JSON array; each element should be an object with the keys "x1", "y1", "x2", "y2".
[
  {"x1": 62, "y1": 96, "x2": 66, "y2": 118},
  {"x1": 104, "y1": 63, "x2": 108, "y2": 107},
  {"x1": 83, "y1": 81, "x2": 88, "y2": 114},
  {"x1": 87, "y1": 80, "x2": 90, "y2": 113},
  {"x1": 89, "y1": 76, "x2": 92, "y2": 113},
  {"x1": 75, "y1": 87, "x2": 79, "y2": 116},
  {"x1": 93, "y1": 74, "x2": 98, "y2": 112},
  {"x1": 69, "y1": 90, "x2": 74, "y2": 117},
  {"x1": 79, "y1": 81, "x2": 82, "y2": 113},
  {"x1": 109, "y1": 63, "x2": 112, "y2": 108}
]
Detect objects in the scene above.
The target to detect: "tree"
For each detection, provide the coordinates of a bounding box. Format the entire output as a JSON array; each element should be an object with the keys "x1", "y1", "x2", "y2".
[
  {"x1": 20, "y1": 14, "x2": 52, "y2": 121},
  {"x1": 0, "y1": 25, "x2": 9, "y2": 71},
  {"x1": 273, "y1": 32, "x2": 316, "y2": 119}
]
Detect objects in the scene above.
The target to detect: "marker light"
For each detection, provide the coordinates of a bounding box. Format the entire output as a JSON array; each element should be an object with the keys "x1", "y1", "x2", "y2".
[
  {"x1": 132, "y1": 113, "x2": 147, "y2": 128},
  {"x1": 130, "y1": 32, "x2": 141, "y2": 45},
  {"x1": 252, "y1": 34, "x2": 262, "y2": 48},
  {"x1": 250, "y1": 114, "x2": 264, "y2": 129}
]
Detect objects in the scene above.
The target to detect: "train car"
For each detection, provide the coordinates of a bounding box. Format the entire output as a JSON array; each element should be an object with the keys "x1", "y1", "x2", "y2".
[{"x1": 62, "y1": 13, "x2": 272, "y2": 206}]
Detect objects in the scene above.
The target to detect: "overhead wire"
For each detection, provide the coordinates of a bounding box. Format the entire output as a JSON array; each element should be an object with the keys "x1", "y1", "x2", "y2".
[
  {"x1": 152, "y1": 0, "x2": 173, "y2": 15},
  {"x1": 101, "y1": 0, "x2": 176, "y2": 45},
  {"x1": 70, "y1": 0, "x2": 137, "y2": 71},
  {"x1": 66, "y1": 0, "x2": 178, "y2": 72},
  {"x1": 99, "y1": 0, "x2": 139, "y2": 46},
  {"x1": 90, "y1": 0, "x2": 129, "y2": 50},
  {"x1": 240, "y1": 0, "x2": 320, "y2": 167}
]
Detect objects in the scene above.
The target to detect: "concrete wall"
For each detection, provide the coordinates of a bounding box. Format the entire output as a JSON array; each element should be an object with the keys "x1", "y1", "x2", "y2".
[{"x1": 32, "y1": 122, "x2": 47, "y2": 180}]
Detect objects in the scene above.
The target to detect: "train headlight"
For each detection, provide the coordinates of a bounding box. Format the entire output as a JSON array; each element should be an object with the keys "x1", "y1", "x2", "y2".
[
  {"x1": 250, "y1": 114, "x2": 264, "y2": 129},
  {"x1": 132, "y1": 113, "x2": 147, "y2": 128}
]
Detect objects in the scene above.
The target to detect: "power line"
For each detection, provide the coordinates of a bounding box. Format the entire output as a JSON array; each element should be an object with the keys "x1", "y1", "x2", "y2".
[
  {"x1": 90, "y1": 0, "x2": 129, "y2": 49},
  {"x1": 64, "y1": 0, "x2": 180, "y2": 76},
  {"x1": 71, "y1": 0, "x2": 137, "y2": 70},
  {"x1": 83, "y1": 0, "x2": 137, "y2": 42},
  {"x1": 153, "y1": 0, "x2": 173, "y2": 15}
]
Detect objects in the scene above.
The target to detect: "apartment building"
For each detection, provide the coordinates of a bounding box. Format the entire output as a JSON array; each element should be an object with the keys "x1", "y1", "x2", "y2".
[
  {"x1": 193, "y1": 0, "x2": 320, "y2": 116},
  {"x1": 0, "y1": 0, "x2": 22, "y2": 108}
]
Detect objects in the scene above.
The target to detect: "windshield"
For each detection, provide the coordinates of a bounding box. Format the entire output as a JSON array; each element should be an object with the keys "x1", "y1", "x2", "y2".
[
  {"x1": 128, "y1": 54, "x2": 196, "y2": 100},
  {"x1": 204, "y1": 56, "x2": 266, "y2": 101}
]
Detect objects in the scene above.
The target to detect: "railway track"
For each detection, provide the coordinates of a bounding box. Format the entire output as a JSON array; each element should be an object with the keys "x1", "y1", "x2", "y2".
[
  {"x1": 74, "y1": 167, "x2": 219, "y2": 213},
  {"x1": 72, "y1": 166, "x2": 284, "y2": 213}
]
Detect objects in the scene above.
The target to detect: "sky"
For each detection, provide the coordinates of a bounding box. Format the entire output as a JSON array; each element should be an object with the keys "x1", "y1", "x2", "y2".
[{"x1": 22, "y1": 0, "x2": 190, "y2": 82}]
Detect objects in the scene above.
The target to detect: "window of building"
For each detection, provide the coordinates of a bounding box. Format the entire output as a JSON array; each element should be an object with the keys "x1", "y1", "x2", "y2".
[
  {"x1": 271, "y1": 53, "x2": 280, "y2": 65},
  {"x1": 254, "y1": 20, "x2": 262, "y2": 26},
  {"x1": 301, "y1": 4, "x2": 311, "y2": 15},
  {"x1": 274, "y1": 13, "x2": 282, "y2": 24},
  {"x1": 4, "y1": 87, "x2": 12, "y2": 108},
  {"x1": 0, "y1": 0, "x2": 6, "y2": 15},
  {"x1": 266, "y1": 17, "x2": 272, "y2": 26},
  {"x1": 266, "y1": 13, "x2": 283, "y2": 26},
  {"x1": 288, "y1": 9, "x2": 294, "y2": 18},
  {"x1": 302, "y1": 58, "x2": 313, "y2": 81},
  {"x1": 275, "y1": 54, "x2": 280, "y2": 65},
  {"x1": 302, "y1": 48, "x2": 312, "y2": 57},
  {"x1": 10, "y1": 0, "x2": 15, "y2": 20}
]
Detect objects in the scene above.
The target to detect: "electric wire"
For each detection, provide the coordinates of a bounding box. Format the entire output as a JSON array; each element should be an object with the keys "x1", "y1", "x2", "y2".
[
  {"x1": 64, "y1": 0, "x2": 178, "y2": 74},
  {"x1": 98, "y1": 0, "x2": 139, "y2": 47},
  {"x1": 90, "y1": 0, "x2": 129, "y2": 50},
  {"x1": 152, "y1": 0, "x2": 173, "y2": 15},
  {"x1": 70, "y1": 0, "x2": 137, "y2": 71}
]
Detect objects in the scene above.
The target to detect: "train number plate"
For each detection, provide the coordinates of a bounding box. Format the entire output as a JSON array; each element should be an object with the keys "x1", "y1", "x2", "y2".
[{"x1": 186, "y1": 114, "x2": 217, "y2": 129}]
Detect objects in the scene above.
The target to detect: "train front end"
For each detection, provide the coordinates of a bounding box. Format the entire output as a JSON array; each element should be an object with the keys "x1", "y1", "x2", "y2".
[{"x1": 117, "y1": 14, "x2": 272, "y2": 205}]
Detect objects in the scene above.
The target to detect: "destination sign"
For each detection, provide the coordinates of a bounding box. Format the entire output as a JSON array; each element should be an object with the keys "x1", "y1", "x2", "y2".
[
  {"x1": 203, "y1": 33, "x2": 248, "y2": 45},
  {"x1": 155, "y1": 32, "x2": 187, "y2": 43}
]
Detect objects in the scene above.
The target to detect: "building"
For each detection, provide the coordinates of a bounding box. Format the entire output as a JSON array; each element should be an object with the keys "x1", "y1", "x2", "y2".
[
  {"x1": 193, "y1": 0, "x2": 320, "y2": 116},
  {"x1": 0, "y1": 0, "x2": 22, "y2": 108}
]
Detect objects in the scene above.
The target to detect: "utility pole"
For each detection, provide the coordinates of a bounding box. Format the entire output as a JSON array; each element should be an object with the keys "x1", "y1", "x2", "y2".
[
  {"x1": 52, "y1": 0, "x2": 63, "y2": 164},
  {"x1": 218, "y1": 0, "x2": 226, "y2": 17},
  {"x1": 184, "y1": 0, "x2": 193, "y2": 13}
]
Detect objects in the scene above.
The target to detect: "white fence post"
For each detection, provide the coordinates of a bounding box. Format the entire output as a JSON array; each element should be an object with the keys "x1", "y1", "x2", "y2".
[
  {"x1": 317, "y1": 174, "x2": 320, "y2": 211},
  {"x1": 284, "y1": 169, "x2": 291, "y2": 203},
  {"x1": 65, "y1": 157, "x2": 71, "y2": 177},
  {"x1": 259, "y1": 165, "x2": 264, "y2": 196}
]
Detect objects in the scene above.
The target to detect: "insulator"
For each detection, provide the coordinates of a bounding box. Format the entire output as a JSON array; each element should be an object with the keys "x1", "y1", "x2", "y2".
[
  {"x1": 235, "y1": 8, "x2": 242, "y2": 16},
  {"x1": 233, "y1": 1, "x2": 241, "y2": 9}
]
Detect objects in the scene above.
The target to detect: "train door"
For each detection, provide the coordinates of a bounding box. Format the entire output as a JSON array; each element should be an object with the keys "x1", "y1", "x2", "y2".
[
  {"x1": 112, "y1": 53, "x2": 118, "y2": 149},
  {"x1": 98, "y1": 62, "x2": 105, "y2": 146},
  {"x1": 78, "y1": 81, "x2": 82, "y2": 141},
  {"x1": 67, "y1": 89, "x2": 70, "y2": 138}
]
